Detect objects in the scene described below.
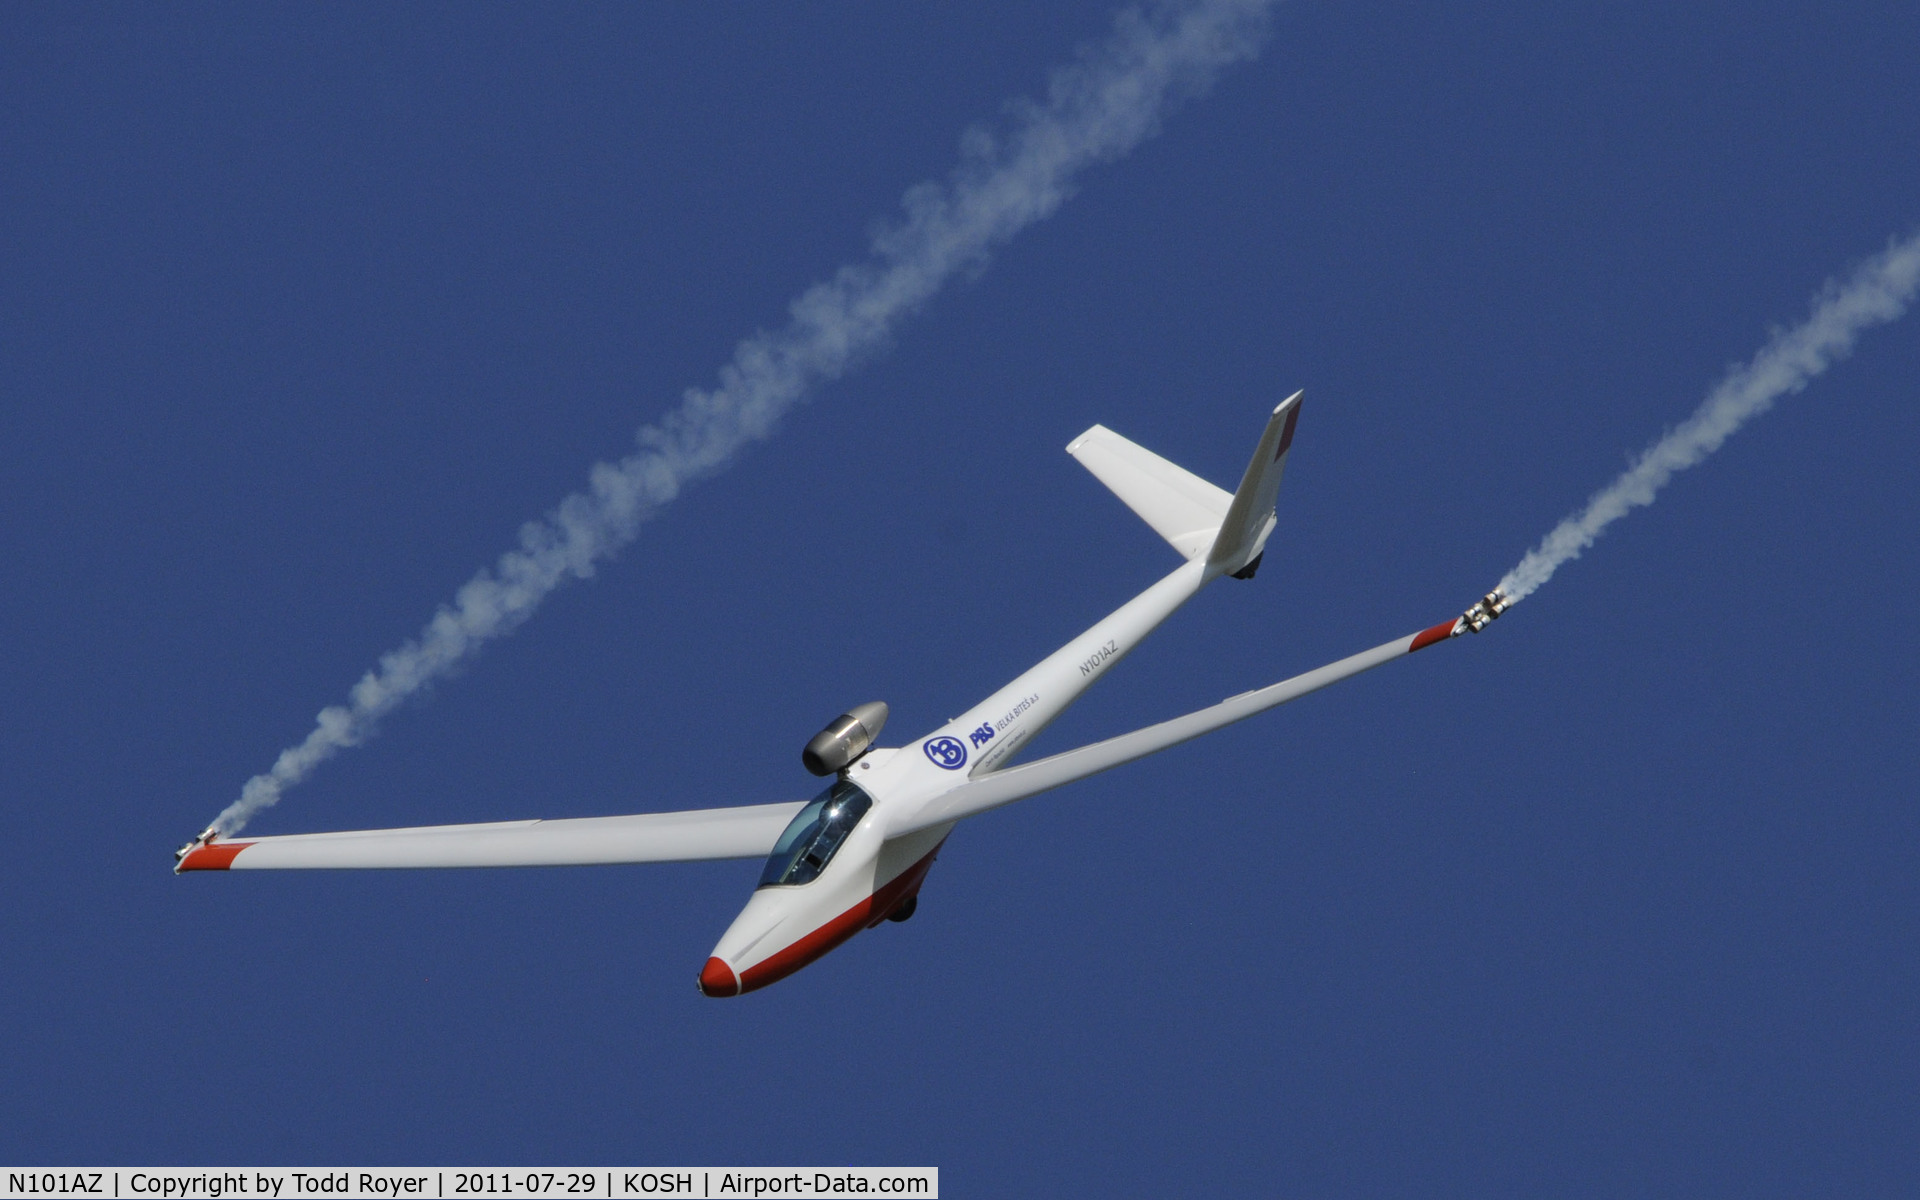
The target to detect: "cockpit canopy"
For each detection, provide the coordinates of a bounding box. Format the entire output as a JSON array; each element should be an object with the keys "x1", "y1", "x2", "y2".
[{"x1": 758, "y1": 779, "x2": 874, "y2": 888}]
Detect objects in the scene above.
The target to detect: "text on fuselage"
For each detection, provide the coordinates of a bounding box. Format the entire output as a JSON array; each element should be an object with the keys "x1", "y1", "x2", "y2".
[
  {"x1": 1079, "y1": 639, "x2": 1119, "y2": 677},
  {"x1": 995, "y1": 694, "x2": 1038, "y2": 733}
]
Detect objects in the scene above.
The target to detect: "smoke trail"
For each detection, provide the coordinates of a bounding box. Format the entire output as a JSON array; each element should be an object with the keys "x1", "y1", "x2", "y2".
[
  {"x1": 1499, "y1": 230, "x2": 1920, "y2": 603},
  {"x1": 211, "y1": 0, "x2": 1274, "y2": 835}
]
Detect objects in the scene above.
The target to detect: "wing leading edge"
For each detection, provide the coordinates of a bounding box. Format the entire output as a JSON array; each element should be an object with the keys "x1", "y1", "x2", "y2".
[{"x1": 176, "y1": 800, "x2": 807, "y2": 872}]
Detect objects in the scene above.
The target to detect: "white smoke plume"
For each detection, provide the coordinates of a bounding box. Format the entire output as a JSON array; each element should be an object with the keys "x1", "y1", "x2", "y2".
[
  {"x1": 1499, "y1": 230, "x2": 1920, "y2": 603},
  {"x1": 211, "y1": 0, "x2": 1275, "y2": 836}
]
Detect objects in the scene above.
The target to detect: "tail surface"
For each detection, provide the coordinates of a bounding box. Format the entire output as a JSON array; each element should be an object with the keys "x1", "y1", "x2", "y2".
[
  {"x1": 1065, "y1": 424, "x2": 1232, "y2": 560},
  {"x1": 1205, "y1": 390, "x2": 1302, "y2": 578},
  {"x1": 1067, "y1": 392, "x2": 1303, "y2": 577}
]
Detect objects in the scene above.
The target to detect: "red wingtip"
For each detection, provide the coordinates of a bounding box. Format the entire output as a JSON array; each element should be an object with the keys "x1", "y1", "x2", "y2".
[
  {"x1": 1409, "y1": 619, "x2": 1459, "y2": 653},
  {"x1": 177, "y1": 841, "x2": 251, "y2": 871},
  {"x1": 698, "y1": 957, "x2": 739, "y2": 998}
]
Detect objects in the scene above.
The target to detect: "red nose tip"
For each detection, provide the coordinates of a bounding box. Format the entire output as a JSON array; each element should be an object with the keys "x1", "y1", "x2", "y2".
[{"x1": 698, "y1": 957, "x2": 739, "y2": 998}]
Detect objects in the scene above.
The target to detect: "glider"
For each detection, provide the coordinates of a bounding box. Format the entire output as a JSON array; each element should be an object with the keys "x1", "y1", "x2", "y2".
[{"x1": 177, "y1": 394, "x2": 1510, "y2": 996}]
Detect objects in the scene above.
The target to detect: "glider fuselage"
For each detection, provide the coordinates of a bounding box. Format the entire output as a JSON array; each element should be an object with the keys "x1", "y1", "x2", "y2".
[{"x1": 698, "y1": 556, "x2": 1215, "y2": 995}]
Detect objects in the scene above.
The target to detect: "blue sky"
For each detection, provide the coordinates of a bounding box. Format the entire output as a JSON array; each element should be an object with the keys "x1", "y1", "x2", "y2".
[{"x1": 3, "y1": 2, "x2": 1918, "y2": 1193}]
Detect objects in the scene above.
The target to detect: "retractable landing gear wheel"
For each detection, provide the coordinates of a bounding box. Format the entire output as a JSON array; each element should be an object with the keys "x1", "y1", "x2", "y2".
[{"x1": 887, "y1": 894, "x2": 918, "y2": 923}]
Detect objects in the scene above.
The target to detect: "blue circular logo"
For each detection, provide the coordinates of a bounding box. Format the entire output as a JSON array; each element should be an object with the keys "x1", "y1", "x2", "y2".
[{"x1": 923, "y1": 736, "x2": 968, "y2": 770}]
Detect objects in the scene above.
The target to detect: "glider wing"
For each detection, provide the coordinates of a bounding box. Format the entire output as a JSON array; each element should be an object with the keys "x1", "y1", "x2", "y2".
[
  {"x1": 892, "y1": 613, "x2": 1462, "y2": 837},
  {"x1": 177, "y1": 800, "x2": 807, "y2": 872}
]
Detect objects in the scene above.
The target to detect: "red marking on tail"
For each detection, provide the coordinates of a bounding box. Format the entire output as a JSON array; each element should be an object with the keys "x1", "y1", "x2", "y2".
[
  {"x1": 1274, "y1": 400, "x2": 1302, "y2": 459},
  {"x1": 1409, "y1": 620, "x2": 1458, "y2": 652}
]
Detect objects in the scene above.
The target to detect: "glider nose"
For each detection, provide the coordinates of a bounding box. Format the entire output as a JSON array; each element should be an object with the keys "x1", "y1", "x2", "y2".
[{"x1": 698, "y1": 956, "x2": 740, "y2": 998}]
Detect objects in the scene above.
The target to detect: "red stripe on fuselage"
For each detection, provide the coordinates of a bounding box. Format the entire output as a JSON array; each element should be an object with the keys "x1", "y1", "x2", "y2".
[
  {"x1": 730, "y1": 839, "x2": 946, "y2": 996},
  {"x1": 1408, "y1": 619, "x2": 1458, "y2": 653},
  {"x1": 177, "y1": 841, "x2": 253, "y2": 871}
]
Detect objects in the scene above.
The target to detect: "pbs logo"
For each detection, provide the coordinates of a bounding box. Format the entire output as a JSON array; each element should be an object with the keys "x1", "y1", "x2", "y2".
[{"x1": 923, "y1": 736, "x2": 968, "y2": 770}]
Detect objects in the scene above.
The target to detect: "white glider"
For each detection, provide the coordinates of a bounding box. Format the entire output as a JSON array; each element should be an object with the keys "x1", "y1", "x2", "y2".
[{"x1": 178, "y1": 394, "x2": 1510, "y2": 995}]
